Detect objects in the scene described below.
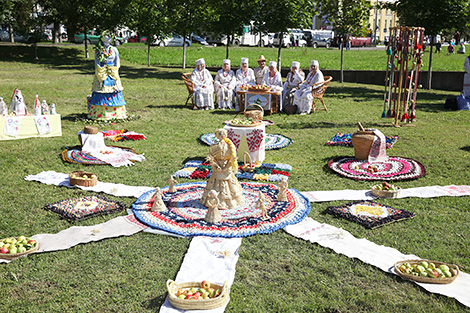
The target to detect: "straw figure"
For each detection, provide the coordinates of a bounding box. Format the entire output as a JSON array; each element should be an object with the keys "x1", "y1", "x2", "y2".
[
  {"x1": 256, "y1": 190, "x2": 269, "y2": 220},
  {"x1": 204, "y1": 190, "x2": 222, "y2": 224},
  {"x1": 151, "y1": 187, "x2": 166, "y2": 212},
  {"x1": 167, "y1": 176, "x2": 178, "y2": 193},
  {"x1": 277, "y1": 177, "x2": 288, "y2": 202}
]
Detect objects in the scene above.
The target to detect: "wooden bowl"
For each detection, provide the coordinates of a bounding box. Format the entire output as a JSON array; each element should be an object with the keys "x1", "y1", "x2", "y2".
[
  {"x1": 394, "y1": 259, "x2": 459, "y2": 284},
  {"x1": 167, "y1": 280, "x2": 229, "y2": 310},
  {"x1": 69, "y1": 171, "x2": 98, "y2": 187}
]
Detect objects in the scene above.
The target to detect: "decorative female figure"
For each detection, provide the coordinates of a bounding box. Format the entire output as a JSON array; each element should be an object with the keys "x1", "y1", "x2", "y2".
[
  {"x1": 167, "y1": 176, "x2": 178, "y2": 193},
  {"x1": 204, "y1": 190, "x2": 222, "y2": 223},
  {"x1": 88, "y1": 31, "x2": 127, "y2": 120},
  {"x1": 256, "y1": 190, "x2": 269, "y2": 220},
  {"x1": 200, "y1": 128, "x2": 244, "y2": 209},
  {"x1": 151, "y1": 187, "x2": 166, "y2": 212},
  {"x1": 277, "y1": 177, "x2": 288, "y2": 202}
]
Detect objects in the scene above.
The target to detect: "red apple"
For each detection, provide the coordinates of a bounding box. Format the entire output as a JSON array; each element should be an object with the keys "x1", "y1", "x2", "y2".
[
  {"x1": 201, "y1": 280, "x2": 211, "y2": 289},
  {"x1": 0, "y1": 247, "x2": 8, "y2": 254}
]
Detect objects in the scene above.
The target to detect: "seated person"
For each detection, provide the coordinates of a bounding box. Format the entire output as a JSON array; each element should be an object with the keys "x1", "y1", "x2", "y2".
[
  {"x1": 190, "y1": 58, "x2": 214, "y2": 110},
  {"x1": 458, "y1": 43, "x2": 466, "y2": 54},
  {"x1": 293, "y1": 60, "x2": 324, "y2": 115},
  {"x1": 262, "y1": 61, "x2": 282, "y2": 88},
  {"x1": 282, "y1": 61, "x2": 305, "y2": 107},
  {"x1": 214, "y1": 59, "x2": 237, "y2": 110},
  {"x1": 235, "y1": 58, "x2": 256, "y2": 110},
  {"x1": 253, "y1": 55, "x2": 268, "y2": 85}
]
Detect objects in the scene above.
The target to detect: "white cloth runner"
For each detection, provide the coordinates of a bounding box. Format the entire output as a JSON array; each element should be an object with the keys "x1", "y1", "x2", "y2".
[
  {"x1": 367, "y1": 128, "x2": 388, "y2": 163},
  {"x1": 0, "y1": 214, "x2": 148, "y2": 264},
  {"x1": 160, "y1": 236, "x2": 242, "y2": 313},
  {"x1": 284, "y1": 217, "x2": 470, "y2": 308},
  {"x1": 24, "y1": 171, "x2": 153, "y2": 198}
]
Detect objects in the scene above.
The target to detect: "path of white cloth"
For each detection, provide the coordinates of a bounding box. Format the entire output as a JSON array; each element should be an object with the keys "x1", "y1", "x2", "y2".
[{"x1": 12, "y1": 171, "x2": 470, "y2": 309}]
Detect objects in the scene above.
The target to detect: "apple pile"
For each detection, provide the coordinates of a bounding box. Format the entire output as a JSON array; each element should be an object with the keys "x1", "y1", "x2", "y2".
[
  {"x1": 230, "y1": 118, "x2": 259, "y2": 126},
  {"x1": 398, "y1": 261, "x2": 454, "y2": 278},
  {"x1": 0, "y1": 236, "x2": 37, "y2": 255},
  {"x1": 250, "y1": 84, "x2": 270, "y2": 91},
  {"x1": 70, "y1": 173, "x2": 97, "y2": 181},
  {"x1": 373, "y1": 182, "x2": 399, "y2": 191},
  {"x1": 366, "y1": 164, "x2": 379, "y2": 173},
  {"x1": 239, "y1": 84, "x2": 249, "y2": 91},
  {"x1": 175, "y1": 280, "x2": 221, "y2": 300}
]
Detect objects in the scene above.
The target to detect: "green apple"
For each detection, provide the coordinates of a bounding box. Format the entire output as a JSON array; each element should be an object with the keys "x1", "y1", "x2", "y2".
[
  {"x1": 438, "y1": 264, "x2": 450, "y2": 272},
  {"x1": 419, "y1": 261, "x2": 429, "y2": 269},
  {"x1": 177, "y1": 294, "x2": 185, "y2": 299},
  {"x1": 428, "y1": 263, "x2": 436, "y2": 270},
  {"x1": 17, "y1": 246, "x2": 26, "y2": 253},
  {"x1": 9, "y1": 247, "x2": 18, "y2": 254},
  {"x1": 17, "y1": 236, "x2": 26, "y2": 242},
  {"x1": 190, "y1": 287, "x2": 199, "y2": 294},
  {"x1": 404, "y1": 262, "x2": 412, "y2": 269},
  {"x1": 416, "y1": 265, "x2": 425, "y2": 273},
  {"x1": 443, "y1": 270, "x2": 452, "y2": 278},
  {"x1": 419, "y1": 271, "x2": 428, "y2": 277}
]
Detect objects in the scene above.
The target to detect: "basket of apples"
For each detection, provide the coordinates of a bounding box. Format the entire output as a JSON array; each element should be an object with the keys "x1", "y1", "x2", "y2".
[
  {"x1": 167, "y1": 279, "x2": 229, "y2": 310},
  {"x1": 371, "y1": 182, "x2": 401, "y2": 198},
  {"x1": 69, "y1": 171, "x2": 98, "y2": 187},
  {"x1": 248, "y1": 84, "x2": 271, "y2": 92},
  {"x1": 395, "y1": 259, "x2": 459, "y2": 284},
  {"x1": 0, "y1": 236, "x2": 39, "y2": 260}
]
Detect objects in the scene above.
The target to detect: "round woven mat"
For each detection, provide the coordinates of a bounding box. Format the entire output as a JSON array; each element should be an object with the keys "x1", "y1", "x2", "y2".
[
  {"x1": 328, "y1": 156, "x2": 426, "y2": 181},
  {"x1": 199, "y1": 133, "x2": 293, "y2": 150},
  {"x1": 61, "y1": 145, "x2": 138, "y2": 165},
  {"x1": 132, "y1": 182, "x2": 310, "y2": 238}
]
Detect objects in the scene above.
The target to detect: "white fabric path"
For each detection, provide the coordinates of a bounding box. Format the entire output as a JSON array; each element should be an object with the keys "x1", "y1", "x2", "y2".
[
  {"x1": 160, "y1": 236, "x2": 242, "y2": 313},
  {"x1": 284, "y1": 217, "x2": 470, "y2": 308}
]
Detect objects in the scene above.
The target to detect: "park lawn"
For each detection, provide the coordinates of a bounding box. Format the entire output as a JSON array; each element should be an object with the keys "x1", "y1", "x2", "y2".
[{"x1": 0, "y1": 44, "x2": 469, "y2": 312}]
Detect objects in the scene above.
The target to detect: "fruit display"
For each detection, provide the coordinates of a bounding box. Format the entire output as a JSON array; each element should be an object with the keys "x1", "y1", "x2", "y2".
[
  {"x1": 69, "y1": 171, "x2": 98, "y2": 187},
  {"x1": 248, "y1": 84, "x2": 270, "y2": 92},
  {"x1": 228, "y1": 118, "x2": 262, "y2": 127},
  {"x1": 174, "y1": 280, "x2": 221, "y2": 300},
  {"x1": 372, "y1": 182, "x2": 400, "y2": 191},
  {"x1": 395, "y1": 259, "x2": 459, "y2": 284},
  {"x1": 0, "y1": 236, "x2": 39, "y2": 258},
  {"x1": 371, "y1": 182, "x2": 401, "y2": 198}
]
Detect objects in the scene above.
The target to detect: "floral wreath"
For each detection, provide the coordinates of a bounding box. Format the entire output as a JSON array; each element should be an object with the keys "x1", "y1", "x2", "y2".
[{"x1": 95, "y1": 30, "x2": 116, "y2": 63}]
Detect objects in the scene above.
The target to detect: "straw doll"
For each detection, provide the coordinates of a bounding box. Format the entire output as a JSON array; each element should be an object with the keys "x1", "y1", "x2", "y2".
[
  {"x1": 204, "y1": 190, "x2": 222, "y2": 223},
  {"x1": 277, "y1": 177, "x2": 288, "y2": 202},
  {"x1": 167, "y1": 176, "x2": 178, "y2": 193},
  {"x1": 200, "y1": 128, "x2": 244, "y2": 209},
  {"x1": 151, "y1": 187, "x2": 166, "y2": 212},
  {"x1": 256, "y1": 190, "x2": 269, "y2": 220}
]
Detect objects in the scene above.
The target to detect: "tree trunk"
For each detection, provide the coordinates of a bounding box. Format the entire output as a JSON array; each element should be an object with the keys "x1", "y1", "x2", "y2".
[
  {"x1": 33, "y1": 43, "x2": 38, "y2": 60},
  {"x1": 340, "y1": 35, "x2": 344, "y2": 83},
  {"x1": 277, "y1": 32, "x2": 283, "y2": 71},
  {"x1": 226, "y1": 34, "x2": 230, "y2": 60},
  {"x1": 53, "y1": 22, "x2": 60, "y2": 44},
  {"x1": 84, "y1": 29, "x2": 89, "y2": 59},
  {"x1": 9, "y1": 24, "x2": 14, "y2": 43},
  {"x1": 147, "y1": 43, "x2": 151, "y2": 67},
  {"x1": 427, "y1": 36, "x2": 434, "y2": 90},
  {"x1": 182, "y1": 30, "x2": 187, "y2": 69}
]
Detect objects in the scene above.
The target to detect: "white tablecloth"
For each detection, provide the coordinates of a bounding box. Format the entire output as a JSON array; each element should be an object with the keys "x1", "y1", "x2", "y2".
[{"x1": 223, "y1": 124, "x2": 265, "y2": 163}]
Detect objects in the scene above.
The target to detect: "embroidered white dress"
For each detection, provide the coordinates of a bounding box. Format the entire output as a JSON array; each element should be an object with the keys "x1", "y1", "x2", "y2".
[
  {"x1": 282, "y1": 70, "x2": 305, "y2": 106},
  {"x1": 190, "y1": 68, "x2": 214, "y2": 109},
  {"x1": 214, "y1": 69, "x2": 237, "y2": 109},
  {"x1": 457, "y1": 56, "x2": 470, "y2": 110},
  {"x1": 262, "y1": 71, "x2": 283, "y2": 88},
  {"x1": 294, "y1": 70, "x2": 324, "y2": 114}
]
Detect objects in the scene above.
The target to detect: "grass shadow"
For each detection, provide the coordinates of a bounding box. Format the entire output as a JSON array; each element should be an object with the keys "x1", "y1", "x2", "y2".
[
  {"x1": 276, "y1": 120, "x2": 353, "y2": 130},
  {"x1": 460, "y1": 146, "x2": 470, "y2": 152}
]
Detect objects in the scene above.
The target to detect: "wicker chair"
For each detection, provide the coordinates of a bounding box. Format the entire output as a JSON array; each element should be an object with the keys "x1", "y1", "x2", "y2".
[
  {"x1": 310, "y1": 76, "x2": 333, "y2": 113},
  {"x1": 182, "y1": 74, "x2": 195, "y2": 107}
]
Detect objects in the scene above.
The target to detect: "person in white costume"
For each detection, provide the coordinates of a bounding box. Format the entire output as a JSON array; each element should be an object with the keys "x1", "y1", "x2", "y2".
[
  {"x1": 294, "y1": 60, "x2": 324, "y2": 114},
  {"x1": 262, "y1": 61, "x2": 282, "y2": 88},
  {"x1": 214, "y1": 59, "x2": 237, "y2": 110},
  {"x1": 456, "y1": 53, "x2": 470, "y2": 110},
  {"x1": 253, "y1": 55, "x2": 268, "y2": 85},
  {"x1": 235, "y1": 58, "x2": 256, "y2": 110},
  {"x1": 190, "y1": 58, "x2": 214, "y2": 110},
  {"x1": 282, "y1": 61, "x2": 305, "y2": 107}
]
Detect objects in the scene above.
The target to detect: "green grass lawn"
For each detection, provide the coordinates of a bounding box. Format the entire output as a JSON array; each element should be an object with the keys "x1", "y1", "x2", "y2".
[{"x1": 0, "y1": 44, "x2": 469, "y2": 312}]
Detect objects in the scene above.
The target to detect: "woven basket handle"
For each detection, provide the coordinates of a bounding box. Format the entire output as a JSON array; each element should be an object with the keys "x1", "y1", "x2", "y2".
[
  {"x1": 245, "y1": 103, "x2": 263, "y2": 112},
  {"x1": 357, "y1": 122, "x2": 365, "y2": 131},
  {"x1": 243, "y1": 151, "x2": 253, "y2": 166}
]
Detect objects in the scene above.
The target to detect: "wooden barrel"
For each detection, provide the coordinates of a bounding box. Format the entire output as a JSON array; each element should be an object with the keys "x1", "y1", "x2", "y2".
[{"x1": 351, "y1": 131, "x2": 375, "y2": 160}]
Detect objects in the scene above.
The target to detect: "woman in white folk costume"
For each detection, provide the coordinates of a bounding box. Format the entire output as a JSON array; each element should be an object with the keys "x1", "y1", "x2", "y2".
[
  {"x1": 262, "y1": 61, "x2": 282, "y2": 87},
  {"x1": 294, "y1": 60, "x2": 324, "y2": 114},
  {"x1": 214, "y1": 59, "x2": 237, "y2": 109},
  {"x1": 457, "y1": 52, "x2": 470, "y2": 110},
  {"x1": 282, "y1": 61, "x2": 305, "y2": 106},
  {"x1": 190, "y1": 58, "x2": 214, "y2": 110},
  {"x1": 235, "y1": 58, "x2": 256, "y2": 110}
]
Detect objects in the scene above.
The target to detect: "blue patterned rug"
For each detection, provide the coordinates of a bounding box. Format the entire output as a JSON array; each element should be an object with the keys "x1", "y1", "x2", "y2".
[{"x1": 199, "y1": 133, "x2": 293, "y2": 150}]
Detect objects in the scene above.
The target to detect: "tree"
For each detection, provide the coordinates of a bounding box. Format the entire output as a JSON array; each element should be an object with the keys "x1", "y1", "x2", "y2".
[
  {"x1": 317, "y1": 0, "x2": 371, "y2": 83},
  {"x1": 125, "y1": 0, "x2": 170, "y2": 67},
  {"x1": 255, "y1": 0, "x2": 316, "y2": 71},
  {"x1": 390, "y1": 0, "x2": 470, "y2": 89},
  {"x1": 0, "y1": 0, "x2": 35, "y2": 43}
]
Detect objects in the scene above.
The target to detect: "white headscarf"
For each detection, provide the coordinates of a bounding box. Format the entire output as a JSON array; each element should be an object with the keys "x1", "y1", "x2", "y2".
[
  {"x1": 196, "y1": 58, "x2": 205, "y2": 66},
  {"x1": 310, "y1": 60, "x2": 319, "y2": 68},
  {"x1": 292, "y1": 61, "x2": 300, "y2": 70},
  {"x1": 241, "y1": 58, "x2": 249, "y2": 66},
  {"x1": 269, "y1": 61, "x2": 277, "y2": 68},
  {"x1": 223, "y1": 59, "x2": 231, "y2": 65}
]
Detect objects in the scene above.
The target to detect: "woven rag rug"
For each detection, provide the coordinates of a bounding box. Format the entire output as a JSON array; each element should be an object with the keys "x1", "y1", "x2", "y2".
[
  {"x1": 173, "y1": 160, "x2": 291, "y2": 182},
  {"x1": 328, "y1": 156, "x2": 426, "y2": 181},
  {"x1": 199, "y1": 132, "x2": 293, "y2": 150},
  {"x1": 325, "y1": 133, "x2": 399, "y2": 149},
  {"x1": 102, "y1": 129, "x2": 146, "y2": 142},
  {"x1": 132, "y1": 181, "x2": 310, "y2": 238},
  {"x1": 61, "y1": 145, "x2": 145, "y2": 167}
]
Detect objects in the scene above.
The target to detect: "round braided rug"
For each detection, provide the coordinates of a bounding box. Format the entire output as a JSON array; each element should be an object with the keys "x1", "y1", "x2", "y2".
[
  {"x1": 328, "y1": 156, "x2": 426, "y2": 181},
  {"x1": 61, "y1": 145, "x2": 138, "y2": 165},
  {"x1": 132, "y1": 182, "x2": 310, "y2": 238},
  {"x1": 199, "y1": 133, "x2": 293, "y2": 151}
]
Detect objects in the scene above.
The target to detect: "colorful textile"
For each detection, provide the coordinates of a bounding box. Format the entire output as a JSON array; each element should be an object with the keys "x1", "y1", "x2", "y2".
[
  {"x1": 87, "y1": 103, "x2": 128, "y2": 120},
  {"x1": 61, "y1": 145, "x2": 139, "y2": 165},
  {"x1": 325, "y1": 200, "x2": 415, "y2": 229},
  {"x1": 325, "y1": 133, "x2": 398, "y2": 149},
  {"x1": 132, "y1": 181, "x2": 310, "y2": 238},
  {"x1": 102, "y1": 129, "x2": 146, "y2": 142},
  {"x1": 44, "y1": 195, "x2": 126, "y2": 221},
  {"x1": 368, "y1": 129, "x2": 388, "y2": 163},
  {"x1": 328, "y1": 156, "x2": 426, "y2": 181},
  {"x1": 199, "y1": 133, "x2": 293, "y2": 150},
  {"x1": 173, "y1": 160, "x2": 292, "y2": 182}
]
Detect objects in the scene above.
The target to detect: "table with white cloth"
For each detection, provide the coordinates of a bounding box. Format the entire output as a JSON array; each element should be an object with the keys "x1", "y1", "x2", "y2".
[
  {"x1": 223, "y1": 123, "x2": 265, "y2": 163},
  {"x1": 237, "y1": 90, "x2": 282, "y2": 115},
  {"x1": 0, "y1": 115, "x2": 62, "y2": 141}
]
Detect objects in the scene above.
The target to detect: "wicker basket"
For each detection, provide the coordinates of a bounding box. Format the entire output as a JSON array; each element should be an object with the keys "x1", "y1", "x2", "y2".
[
  {"x1": 351, "y1": 130, "x2": 375, "y2": 160},
  {"x1": 167, "y1": 280, "x2": 229, "y2": 310},
  {"x1": 248, "y1": 86, "x2": 270, "y2": 92},
  {"x1": 244, "y1": 104, "x2": 264, "y2": 121},
  {"x1": 84, "y1": 126, "x2": 98, "y2": 134},
  {"x1": 241, "y1": 151, "x2": 256, "y2": 172},
  {"x1": 0, "y1": 237, "x2": 39, "y2": 260},
  {"x1": 69, "y1": 171, "x2": 98, "y2": 187},
  {"x1": 394, "y1": 259, "x2": 459, "y2": 284},
  {"x1": 371, "y1": 185, "x2": 401, "y2": 198}
]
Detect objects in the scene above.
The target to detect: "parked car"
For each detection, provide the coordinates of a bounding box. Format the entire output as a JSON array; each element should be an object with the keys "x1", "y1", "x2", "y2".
[
  {"x1": 310, "y1": 34, "x2": 332, "y2": 49},
  {"x1": 272, "y1": 32, "x2": 307, "y2": 48},
  {"x1": 0, "y1": 30, "x2": 51, "y2": 43},
  {"x1": 148, "y1": 35, "x2": 191, "y2": 47},
  {"x1": 190, "y1": 35, "x2": 208, "y2": 45},
  {"x1": 333, "y1": 36, "x2": 371, "y2": 47},
  {"x1": 127, "y1": 35, "x2": 146, "y2": 43},
  {"x1": 205, "y1": 34, "x2": 229, "y2": 46},
  {"x1": 72, "y1": 31, "x2": 125, "y2": 46}
]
